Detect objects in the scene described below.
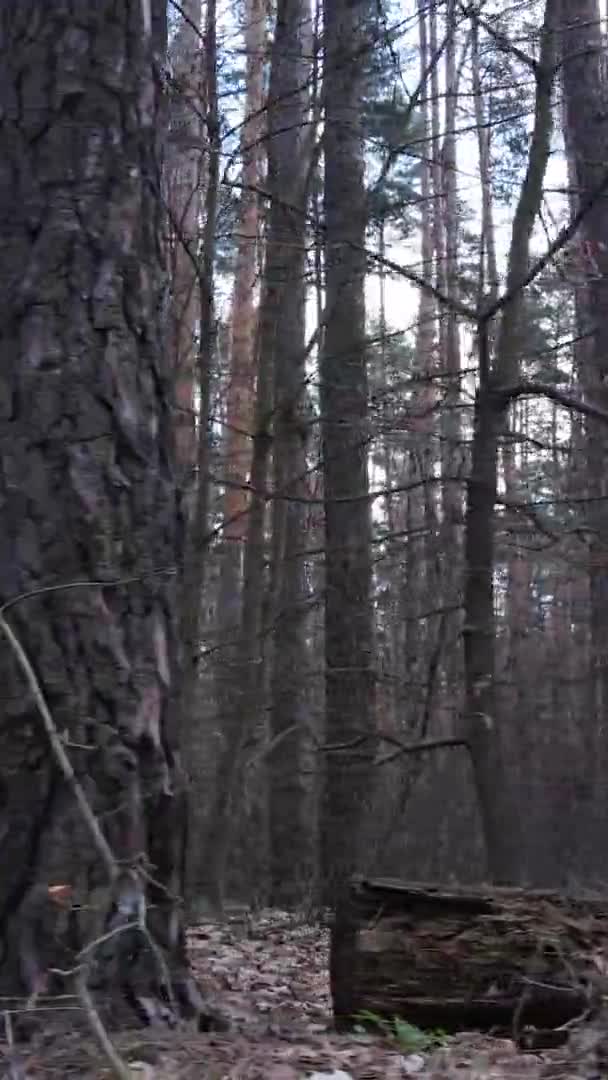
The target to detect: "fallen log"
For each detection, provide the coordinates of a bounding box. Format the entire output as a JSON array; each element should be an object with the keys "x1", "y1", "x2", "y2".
[{"x1": 331, "y1": 877, "x2": 608, "y2": 1035}]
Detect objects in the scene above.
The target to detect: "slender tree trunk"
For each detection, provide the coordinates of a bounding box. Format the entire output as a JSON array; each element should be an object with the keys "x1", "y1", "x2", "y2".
[
  {"x1": 462, "y1": 2, "x2": 556, "y2": 883},
  {"x1": 202, "y1": 318, "x2": 273, "y2": 912},
  {"x1": 0, "y1": 0, "x2": 197, "y2": 1017},
  {"x1": 320, "y1": 0, "x2": 376, "y2": 903},
  {"x1": 204, "y1": 0, "x2": 266, "y2": 910},
  {"x1": 265, "y1": 0, "x2": 316, "y2": 906},
  {"x1": 178, "y1": 0, "x2": 220, "y2": 906},
  {"x1": 471, "y1": 17, "x2": 499, "y2": 312},
  {"x1": 440, "y1": 0, "x2": 462, "y2": 532},
  {"x1": 217, "y1": 0, "x2": 266, "y2": 627},
  {"x1": 167, "y1": 0, "x2": 203, "y2": 477}
]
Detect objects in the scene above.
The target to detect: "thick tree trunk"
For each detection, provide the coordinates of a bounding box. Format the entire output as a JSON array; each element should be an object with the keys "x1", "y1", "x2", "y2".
[
  {"x1": 0, "y1": 1, "x2": 196, "y2": 1021},
  {"x1": 332, "y1": 877, "x2": 608, "y2": 1033},
  {"x1": 320, "y1": 0, "x2": 376, "y2": 903}
]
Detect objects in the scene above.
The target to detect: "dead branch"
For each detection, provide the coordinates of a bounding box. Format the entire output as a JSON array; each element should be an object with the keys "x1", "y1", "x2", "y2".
[{"x1": 0, "y1": 613, "x2": 118, "y2": 884}]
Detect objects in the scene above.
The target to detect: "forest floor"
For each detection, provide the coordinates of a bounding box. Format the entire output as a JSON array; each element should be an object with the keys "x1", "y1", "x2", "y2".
[{"x1": 3, "y1": 909, "x2": 597, "y2": 1078}]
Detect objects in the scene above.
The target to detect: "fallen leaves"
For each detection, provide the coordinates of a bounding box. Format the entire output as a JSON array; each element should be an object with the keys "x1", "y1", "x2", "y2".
[{"x1": 2, "y1": 908, "x2": 591, "y2": 1078}]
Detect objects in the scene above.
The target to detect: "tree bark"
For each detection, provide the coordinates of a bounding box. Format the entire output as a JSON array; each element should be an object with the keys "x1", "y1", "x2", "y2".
[
  {"x1": 320, "y1": 0, "x2": 376, "y2": 903},
  {"x1": 266, "y1": 0, "x2": 316, "y2": 906},
  {"x1": 0, "y1": 1, "x2": 198, "y2": 1020},
  {"x1": 178, "y1": 0, "x2": 220, "y2": 906},
  {"x1": 332, "y1": 876, "x2": 608, "y2": 1033}
]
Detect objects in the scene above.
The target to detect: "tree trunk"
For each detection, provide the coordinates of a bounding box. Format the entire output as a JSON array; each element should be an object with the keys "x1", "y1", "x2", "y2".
[
  {"x1": 332, "y1": 876, "x2": 608, "y2": 1033},
  {"x1": 167, "y1": 0, "x2": 203, "y2": 477},
  {"x1": 216, "y1": 0, "x2": 266, "y2": 627},
  {"x1": 266, "y1": 0, "x2": 316, "y2": 906},
  {"x1": 559, "y1": 0, "x2": 608, "y2": 860},
  {"x1": 209, "y1": 0, "x2": 266, "y2": 903},
  {"x1": 320, "y1": 0, "x2": 376, "y2": 903},
  {"x1": 440, "y1": 0, "x2": 462, "y2": 535},
  {"x1": 0, "y1": 0, "x2": 198, "y2": 1021},
  {"x1": 178, "y1": 0, "x2": 220, "y2": 907},
  {"x1": 462, "y1": 2, "x2": 556, "y2": 883},
  {"x1": 202, "y1": 324, "x2": 273, "y2": 912}
]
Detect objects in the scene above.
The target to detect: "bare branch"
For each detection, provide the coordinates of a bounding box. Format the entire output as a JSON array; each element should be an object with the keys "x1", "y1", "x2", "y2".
[
  {"x1": 499, "y1": 380, "x2": 608, "y2": 425},
  {"x1": 0, "y1": 613, "x2": 119, "y2": 884}
]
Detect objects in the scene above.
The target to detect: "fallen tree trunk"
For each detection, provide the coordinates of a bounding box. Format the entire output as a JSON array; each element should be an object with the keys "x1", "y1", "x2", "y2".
[{"x1": 331, "y1": 877, "x2": 608, "y2": 1034}]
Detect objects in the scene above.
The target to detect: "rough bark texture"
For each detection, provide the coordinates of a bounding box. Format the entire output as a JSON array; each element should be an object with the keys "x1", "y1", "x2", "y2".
[
  {"x1": 266, "y1": 0, "x2": 316, "y2": 907},
  {"x1": 321, "y1": 0, "x2": 376, "y2": 902},
  {"x1": 332, "y1": 877, "x2": 608, "y2": 1033},
  {"x1": 0, "y1": 1, "x2": 193, "y2": 1019}
]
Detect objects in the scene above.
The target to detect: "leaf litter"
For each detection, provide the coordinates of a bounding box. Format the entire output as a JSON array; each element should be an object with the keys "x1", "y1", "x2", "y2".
[{"x1": 1, "y1": 908, "x2": 599, "y2": 1078}]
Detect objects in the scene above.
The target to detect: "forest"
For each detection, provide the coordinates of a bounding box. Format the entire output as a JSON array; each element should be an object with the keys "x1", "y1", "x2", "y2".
[{"x1": 1, "y1": 0, "x2": 608, "y2": 1076}]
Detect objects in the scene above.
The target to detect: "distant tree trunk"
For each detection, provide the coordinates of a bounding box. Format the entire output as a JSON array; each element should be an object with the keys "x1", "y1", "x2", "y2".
[
  {"x1": 266, "y1": 0, "x2": 316, "y2": 906},
  {"x1": 202, "y1": 314, "x2": 273, "y2": 913},
  {"x1": 216, "y1": 0, "x2": 265, "y2": 631},
  {"x1": 320, "y1": 0, "x2": 376, "y2": 903},
  {"x1": 559, "y1": 0, "x2": 608, "y2": 869},
  {"x1": 167, "y1": 0, "x2": 203, "y2": 477},
  {"x1": 471, "y1": 17, "x2": 498, "y2": 312},
  {"x1": 411, "y1": 0, "x2": 437, "y2": 690},
  {"x1": 0, "y1": 0, "x2": 197, "y2": 1017},
  {"x1": 440, "y1": 0, "x2": 462, "y2": 533},
  {"x1": 203, "y1": 0, "x2": 266, "y2": 911},
  {"x1": 462, "y1": 1, "x2": 556, "y2": 883},
  {"x1": 178, "y1": 0, "x2": 220, "y2": 906}
]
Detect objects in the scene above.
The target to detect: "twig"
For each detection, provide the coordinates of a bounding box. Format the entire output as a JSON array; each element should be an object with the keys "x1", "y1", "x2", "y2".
[
  {"x1": 0, "y1": 613, "x2": 118, "y2": 883},
  {"x1": 0, "y1": 614, "x2": 182, "y2": 1028}
]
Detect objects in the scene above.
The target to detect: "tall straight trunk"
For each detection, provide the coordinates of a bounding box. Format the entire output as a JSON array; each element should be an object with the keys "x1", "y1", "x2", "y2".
[
  {"x1": 206, "y1": 0, "x2": 266, "y2": 907},
  {"x1": 178, "y1": 0, "x2": 220, "y2": 905},
  {"x1": 471, "y1": 18, "x2": 499, "y2": 311},
  {"x1": 202, "y1": 316, "x2": 273, "y2": 912},
  {"x1": 0, "y1": 0, "x2": 198, "y2": 1016},
  {"x1": 320, "y1": 0, "x2": 375, "y2": 903},
  {"x1": 559, "y1": 0, "x2": 608, "y2": 860},
  {"x1": 430, "y1": 1, "x2": 446, "y2": 392},
  {"x1": 217, "y1": 0, "x2": 266, "y2": 625},
  {"x1": 265, "y1": 0, "x2": 316, "y2": 906},
  {"x1": 462, "y1": 1, "x2": 556, "y2": 883},
  {"x1": 167, "y1": 0, "x2": 203, "y2": 476},
  {"x1": 440, "y1": 0, "x2": 462, "y2": 531},
  {"x1": 415, "y1": 0, "x2": 436, "y2": 392}
]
